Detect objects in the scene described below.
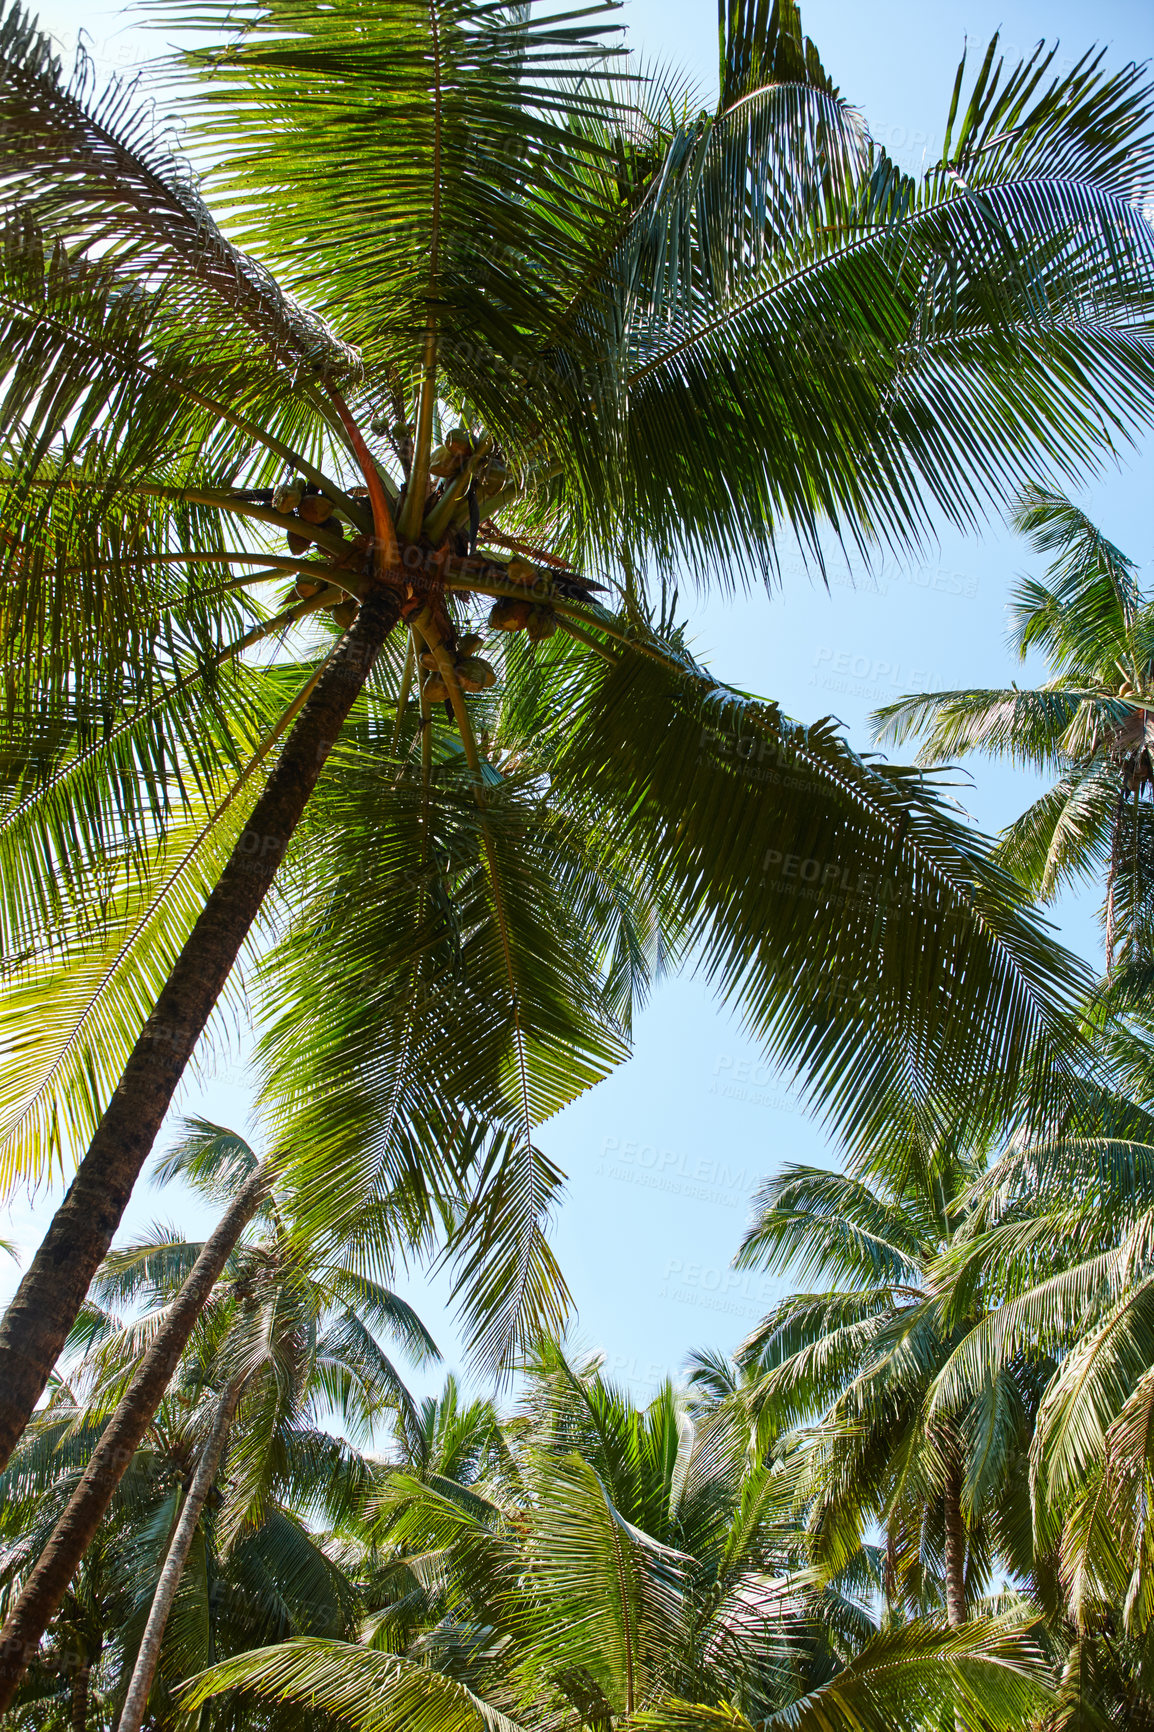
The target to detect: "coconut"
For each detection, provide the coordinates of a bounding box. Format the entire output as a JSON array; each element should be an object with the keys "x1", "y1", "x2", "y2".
[
  {"x1": 506, "y1": 559, "x2": 537, "y2": 585},
  {"x1": 525, "y1": 605, "x2": 557, "y2": 642},
  {"x1": 424, "y1": 674, "x2": 449, "y2": 703},
  {"x1": 489, "y1": 597, "x2": 531, "y2": 632},
  {"x1": 272, "y1": 481, "x2": 303, "y2": 514},
  {"x1": 333, "y1": 600, "x2": 358, "y2": 629},
  {"x1": 294, "y1": 578, "x2": 326, "y2": 601},
  {"x1": 287, "y1": 528, "x2": 312, "y2": 555},
  {"x1": 457, "y1": 632, "x2": 485, "y2": 657},
  {"x1": 456, "y1": 656, "x2": 497, "y2": 692},
  {"x1": 429, "y1": 445, "x2": 458, "y2": 478},
  {"x1": 446, "y1": 426, "x2": 472, "y2": 453},
  {"x1": 298, "y1": 492, "x2": 334, "y2": 525},
  {"x1": 419, "y1": 651, "x2": 441, "y2": 671}
]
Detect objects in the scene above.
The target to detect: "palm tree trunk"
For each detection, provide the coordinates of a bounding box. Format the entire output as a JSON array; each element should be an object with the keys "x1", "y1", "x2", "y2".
[
  {"x1": 70, "y1": 1657, "x2": 89, "y2": 1732},
  {"x1": 115, "y1": 1376, "x2": 243, "y2": 1732},
  {"x1": 0, "y1": 585, "x2": 400, "y2": 1474},
  {"x1": 942, "y1": 1447, "x2": 967, "y2": 1629},
  {"x1": 0, "y1": 1167, "x2": 267, "y2": 1711},
  {"x1": 1106, "y1": 789, "x2": 1126, "y2": 974}
]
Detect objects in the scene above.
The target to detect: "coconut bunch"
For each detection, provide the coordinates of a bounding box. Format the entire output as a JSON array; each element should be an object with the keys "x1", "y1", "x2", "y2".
[
  {"x1": 416, "y1": 425, "x2": 517, "y2": 557},
  {"x1": 263, "y1": 475, "x2": 377, "y2": 628},
  {"x1": 420, "y1": 630, "x2": 497, "y2": 702},
  {"x1": 428, "y1": 425, "x2": 511, "y2": 490},
  {"x1": 295, "y1": 579, "x2": 359, "y2": 629},
  {"x1": 1114, "y1": 679, "x2": 1154, "y2": 795},
  {"x1": 483, "y1": 552, "x2": 606, "y2": 643},
  {"x1": 271, "y1": 479, "x2": 350, "y2": 555}
]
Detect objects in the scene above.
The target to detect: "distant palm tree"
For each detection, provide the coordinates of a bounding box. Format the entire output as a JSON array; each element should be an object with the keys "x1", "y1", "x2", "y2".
[
  {"x1": 1, "y1": 1335, "x2": 368, "y2": 1732},
  {"x1": 2, "y1": 0, "x2": 1152, "y2": 1493},
  {"x1": 70, "y1": 1119, "x2": 436, "y2": 1732},
  {"x1": 182, "y1": 1340, "x2": 1048, "y2": 1732},
  {"x1": 732, "y1": 1136, "x2": 1048, "y2": 1630},
  {"x1": 927, "y1": 1119, "x2": 1154, "y2": 1725},
  {"x1": 876, "y1": 489, "x2": 1154, "y2": 972}
]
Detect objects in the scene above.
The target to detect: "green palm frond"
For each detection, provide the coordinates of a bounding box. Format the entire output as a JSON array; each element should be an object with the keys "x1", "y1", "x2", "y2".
[
  {"x1": 442, "y1": 1133, "x2": 571, "y2": 1382},
  {"x1": 554, "y1": 647, "x2": 1090, "y2": 1150},
  {"x1": 181, "y1": 1636, "x2": 528, "y2": 1732},
  {"x1": 155, "y1": 0, "x2": 629, "y2": 402},
  {"x1": 874, "y1": 687, "x2": 1102, "y2": 770},
  {"x1": 1032, "y1": 1278, "x2": 1154, "y2": 1539},
  {"x1": 736, "y1": 1165, "x2": 926, "y2": 1289},
  {"x1": 1009, "y1": 485, "x2": 1143, "y2": 661},
  {"x1": 637, "y1": 1615, "x2": 1048, "y2": 1732},
  {"x1": 607, "y1": 34, "x2": 1154, "y2": 582},
  {"x1": 522, "y1": 1450, "x2": 689, "y2": 1714},
  {"x1": 995, "y1": 764, "x2": 1117, "y2": 900},
  {"x1": 875, "y1": 486, "x2": 1154, "y2": 966},
  {"x1": 0, "y1": 6, "x2": 358, "y2": 371},
  {"x1": 152, "y1": 1117, "x2": 262, "y2": 1200},
  {"x1": 0, "y1": 741, "x2": 273, "y2": 1186}
]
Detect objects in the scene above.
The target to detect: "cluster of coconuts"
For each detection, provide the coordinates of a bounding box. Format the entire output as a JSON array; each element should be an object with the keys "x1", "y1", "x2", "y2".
[
  {"x1": 421, "y1": 632, "x2": 497, "y2": 703},
  {"x1": 429, "y1": 425, "x2": 511, "y2": 490},
  {"x1": 487, "y1": 559, "x2": 558, "y2": 642},
  {"x1": 272, "y1": 480, "x2": 345, "y2": 556},
  {"x1": 292, "y1": 572, "x2": 358, "y2": 629},
  {"x1": 273, "y1": 477, "x2": 363, "y2": 626}
]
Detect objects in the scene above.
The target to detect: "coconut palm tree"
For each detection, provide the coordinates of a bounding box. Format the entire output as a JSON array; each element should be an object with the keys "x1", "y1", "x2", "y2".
[
  {"x1": 924, "y1": 1114, "x2": 1154, "y2": 1724},
  {"x1": 876, "y1": 488, "x2": 1154, "y2": 973},
  {"x1": 731, "y1": 1131, "x2": 1053, "y2": 1631},
  {"x1": 0, "y1": 1362, "x2": 366, "y2": 1732},
  {"x1": 3, "y1": 1116, "x2": 434, "y2": 1729},
  {"x1": 180, "y1": 1339, "x2": 1049, "y2": 1732},
  {"x1": 0, "y1": 1519, "x2": 114, "y2": 1731},
  {"x1": 2, "y1": 0, "x2": 1153, "y2": 1499}
]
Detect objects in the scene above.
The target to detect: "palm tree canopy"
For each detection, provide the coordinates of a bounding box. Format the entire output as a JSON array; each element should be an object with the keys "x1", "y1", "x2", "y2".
[
  {"x1": 2, "y1": 0, "x2": 1154, "y2": 1375},
  {"x1": 179, "y1": 1341, "x2": 1050, "y2": 1732},
  {"x1": 875, "y1": 490, "x2": 1154, "y2": 948},
  {"x1": 732, "y1": 1130, "x2": 1045, "y2": 1609}
]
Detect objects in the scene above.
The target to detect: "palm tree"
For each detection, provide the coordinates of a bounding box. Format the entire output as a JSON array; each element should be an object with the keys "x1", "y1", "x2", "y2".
[
  {"x1": 0, "y1": 1521, "x2": 113, "y2": 1731},
  {"x1": 731, "y1": 1135, "x2": 1049, "y2": 1631},
  {"x1": 180, "y1": 1339, "x2": 1049, "y2": 1732},
  {"x1": 2, "y1": 0, "x2": 1153, "y2": 1491},
  {"x1": 876, "y1": 488, "x2": 1154, "y2": 973},
  {"x1": 925, "y1": 1115, "x2": 1154, "y2": 1724},
  {"x1": 4, "y1": 1116, "x2": 434, "y2": 1730},
  {"x1": 0, "y1": 1363, "x2": 366, "y2": 1731}
]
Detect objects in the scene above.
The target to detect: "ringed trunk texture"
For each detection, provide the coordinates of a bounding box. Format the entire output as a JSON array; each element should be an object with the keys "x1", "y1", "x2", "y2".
[
  {"x1": 115, "y1": 1375, "x2": 243, "y2": 1732},
  {"x1": 942, "y1": 1447, "x2": 968, "y2": 1629},
  {"x1": 0, "y1": 585, "x2": 399, "y2": 1476},
  {"x1": 0, "y1": 1166, "x2": 267, "y2": 1709}
]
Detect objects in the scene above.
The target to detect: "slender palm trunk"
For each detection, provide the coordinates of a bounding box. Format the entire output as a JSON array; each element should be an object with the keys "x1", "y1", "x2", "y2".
[
  {"x1": 0, "y1": 586, "x2": 399, "y2": 1475},
  {"x1": 1106, "y1": 790, "x2": 1126, "y2": 974},
  {"x1": 0, "y1": 1167, "x2": 268, "y2": 1710},
  {"x1": 115, "y1": 1377, "x2": 243, "y2": 1732},
  {"x1": 69, "y1": 1656, "x2": 90, "y2": 1732},
  {"x1": 942, "y1": 1447, "x2": 967, "y2": 1629}
]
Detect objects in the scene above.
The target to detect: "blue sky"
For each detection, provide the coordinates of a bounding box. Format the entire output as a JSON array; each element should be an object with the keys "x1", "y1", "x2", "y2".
[{"x1": 4, "y1": 0, "x2": 1154, "y2": 1411}]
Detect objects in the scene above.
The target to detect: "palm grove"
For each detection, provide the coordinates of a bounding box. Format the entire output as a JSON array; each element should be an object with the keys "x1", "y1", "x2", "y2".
[{"x1": 1, "y1": 0, "x2": 1153, "y2": 1722}]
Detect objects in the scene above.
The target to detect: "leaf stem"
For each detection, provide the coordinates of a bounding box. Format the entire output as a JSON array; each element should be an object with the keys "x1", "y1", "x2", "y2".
[
  {"x1": 391, "y1": 633, "x2": 417, "y2": 757},
  {"x1": 322, "y1": 384, "x2": 401, "y2": 572}
]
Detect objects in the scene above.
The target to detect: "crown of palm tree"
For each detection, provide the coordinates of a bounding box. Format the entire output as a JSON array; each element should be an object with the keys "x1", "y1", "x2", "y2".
[
  {"x1": 3, "y1": 0, "x2": 1154, "y2": 1626},
  {"x1": 876, "y1": 488, "x2": 1154, "y2": 972},
  {"x1": 180, "y1": 1339, "x2": 1051, "y2": 1732}
]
